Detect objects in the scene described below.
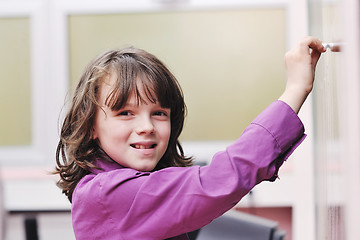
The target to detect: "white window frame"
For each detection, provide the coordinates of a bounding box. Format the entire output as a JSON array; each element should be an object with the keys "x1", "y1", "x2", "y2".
[{"x1": 0, "y1": 1, "x2": 54, "y2": 165}]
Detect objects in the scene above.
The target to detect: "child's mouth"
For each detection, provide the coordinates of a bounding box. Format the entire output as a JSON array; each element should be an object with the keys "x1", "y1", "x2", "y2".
[{"x1": 131, "y1": 144, "x2": 157, "y2": 149}]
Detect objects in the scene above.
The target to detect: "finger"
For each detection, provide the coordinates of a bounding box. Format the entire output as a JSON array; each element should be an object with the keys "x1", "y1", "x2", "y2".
[
  {"x1": 299, "y1": 36, "x2": 326, "y2": 53},
  {"x1": 309, "y1": 41, "x2": 326, "y2": 53}
]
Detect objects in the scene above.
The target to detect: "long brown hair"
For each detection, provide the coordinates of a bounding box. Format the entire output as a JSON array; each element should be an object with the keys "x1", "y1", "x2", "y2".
[{"x1": 55, "y1": 47, "x2": 192, "y2": 202}]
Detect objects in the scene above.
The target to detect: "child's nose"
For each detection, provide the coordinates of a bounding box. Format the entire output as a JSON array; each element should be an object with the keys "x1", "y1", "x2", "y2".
[{"x1": 135, "y1": 116, "x2": 155, "y2": 135}]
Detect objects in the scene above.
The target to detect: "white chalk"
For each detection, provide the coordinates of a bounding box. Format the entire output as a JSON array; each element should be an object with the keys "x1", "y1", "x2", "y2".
[{"x1": 322, "y1": 43, "x2": 341, "y2": 52}]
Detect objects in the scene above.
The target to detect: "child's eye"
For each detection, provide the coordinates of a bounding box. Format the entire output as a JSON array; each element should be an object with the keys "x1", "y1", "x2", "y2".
[
  {"x1": 118, "y1": 111, "x2": 132, "y2": 116},
  {"x1": 154, "y1": 111, "x2": 167, "y2": 116},
  {"x1": 153, "y1": 108, "x2": 170, "y2": 118}
]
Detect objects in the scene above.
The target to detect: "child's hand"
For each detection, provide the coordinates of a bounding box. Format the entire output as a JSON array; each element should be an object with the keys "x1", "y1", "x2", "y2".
[{"x1": 279, "y1": 36, "x2": 326, "y2": 113}]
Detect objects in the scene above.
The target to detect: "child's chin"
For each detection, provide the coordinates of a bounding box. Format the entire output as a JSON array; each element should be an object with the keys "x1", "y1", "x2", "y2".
[{"x1": 134, "y1": 164, "x2": 156, "y2": 172}]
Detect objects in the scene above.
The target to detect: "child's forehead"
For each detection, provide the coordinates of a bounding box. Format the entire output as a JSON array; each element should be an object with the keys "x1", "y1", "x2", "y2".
[
  {"x1": 99, "y1": 72, "x2": 160, "y2": 107},
  {"x1": 98, "y1": 74, "x2": 115, "y2": 96},
  {"x1": 101, "y1": 73, "x2": 151, "y2": 92},
  {"x1": 101, "y1": 72, "x2": 117, "y2": 87}
]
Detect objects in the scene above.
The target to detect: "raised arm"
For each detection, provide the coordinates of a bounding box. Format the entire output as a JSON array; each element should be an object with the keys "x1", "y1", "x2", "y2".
[{"x1": 278, "y1": 36, "x2": 326, "y2": 113}]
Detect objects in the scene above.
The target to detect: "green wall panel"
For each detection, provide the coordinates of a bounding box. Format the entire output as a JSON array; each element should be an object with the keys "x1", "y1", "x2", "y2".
[
  {"x1": 69, "y1": 9, "x2": 285, "y2": 140},
  {"x1": 0, "y1": 18, "x2": 31, "y2": 146}
]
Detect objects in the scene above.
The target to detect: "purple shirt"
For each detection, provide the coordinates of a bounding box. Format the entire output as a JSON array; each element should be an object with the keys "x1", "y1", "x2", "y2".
[{"x1": 72, "y1": 100, "x2": 306, "y2": 239}]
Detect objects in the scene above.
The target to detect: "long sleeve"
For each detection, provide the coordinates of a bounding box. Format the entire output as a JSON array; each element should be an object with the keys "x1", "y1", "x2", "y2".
[{"x1": 71, "y1": 100, "x2": 305, "y2": 240}]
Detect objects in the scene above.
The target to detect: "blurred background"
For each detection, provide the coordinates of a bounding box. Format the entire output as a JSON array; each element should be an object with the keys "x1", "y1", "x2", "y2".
[{"x1": 0, "y1": 0, "x2": 359, "y2": 239}]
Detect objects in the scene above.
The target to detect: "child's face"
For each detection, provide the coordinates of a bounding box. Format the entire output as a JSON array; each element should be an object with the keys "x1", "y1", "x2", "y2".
[{"x1": 92, "y1": 75, "x2": 171, "y2": 172}]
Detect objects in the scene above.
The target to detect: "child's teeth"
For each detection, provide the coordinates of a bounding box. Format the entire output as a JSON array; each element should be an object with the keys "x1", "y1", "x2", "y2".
[
  {"x1": 132, "y1": 144, "x2": 156, "y2": 149},
  {"x1": 134, "y1": 145, "x2": 150, "y2": 149}
]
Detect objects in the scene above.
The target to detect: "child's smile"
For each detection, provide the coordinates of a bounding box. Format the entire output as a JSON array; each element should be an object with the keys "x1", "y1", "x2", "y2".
[
  {"x1": 130, "y1": 142, "x2": 157, "y2": 150},
  {"x1": 92, "y1": 74, "x2": 171, "y2": 172},
  {"x1": 130, "y1": 141, "x2": 158, "y2": 156}
]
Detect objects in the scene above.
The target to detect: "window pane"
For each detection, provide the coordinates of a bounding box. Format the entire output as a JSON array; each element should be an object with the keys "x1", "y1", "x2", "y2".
[
  {"x1": 0, "y1": 18, "x2": 31, "y2": 145},
  {"x1": 69, "y1": 9, "x2": 285, "y2": 140}
]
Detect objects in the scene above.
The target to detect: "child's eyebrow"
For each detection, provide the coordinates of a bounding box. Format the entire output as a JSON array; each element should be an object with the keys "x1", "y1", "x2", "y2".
[
  {"x1": 120, "y1": 100, "x2": 169, "y2": 109},
  {"x1": 114, "y1": 101, "x2": 136, "y2": 109}
]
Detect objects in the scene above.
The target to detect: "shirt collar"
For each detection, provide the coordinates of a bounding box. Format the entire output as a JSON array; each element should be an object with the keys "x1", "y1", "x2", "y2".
[{"x1": 89, "y1": 148, "x2": 124, "y2": 174}]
